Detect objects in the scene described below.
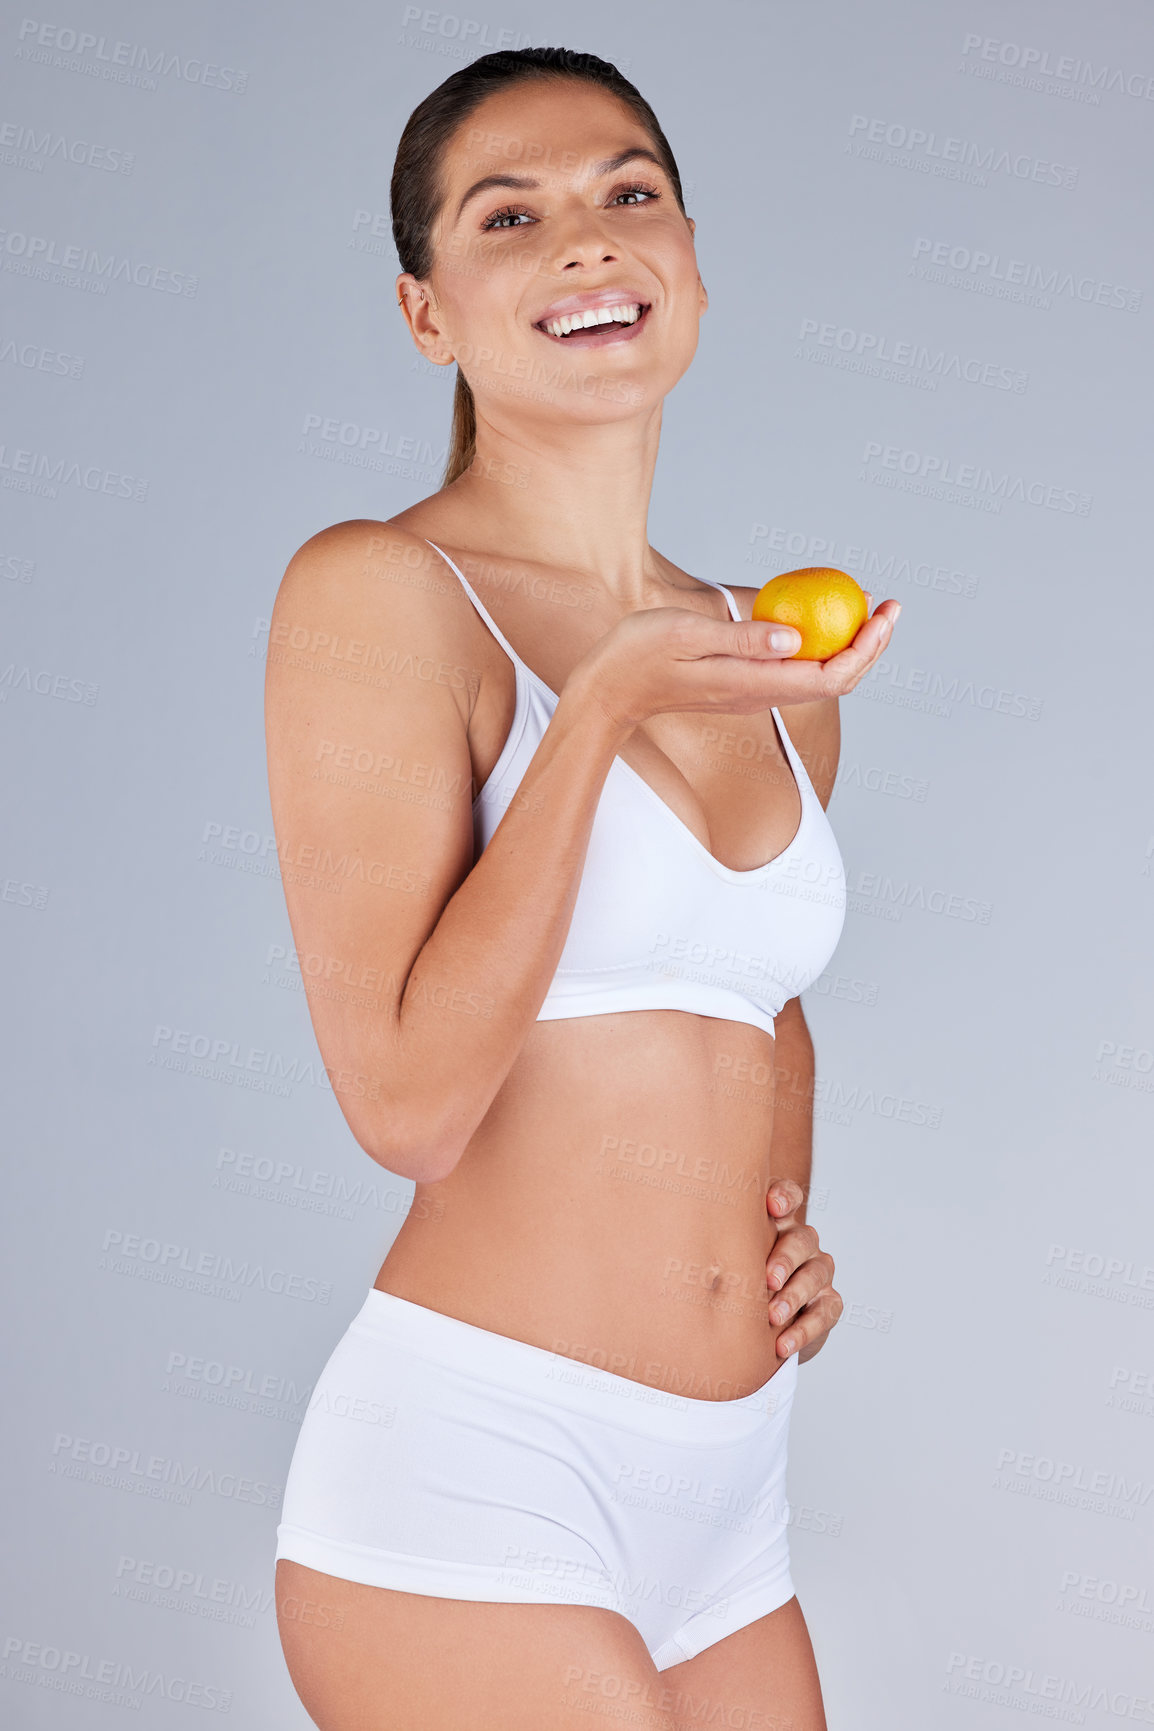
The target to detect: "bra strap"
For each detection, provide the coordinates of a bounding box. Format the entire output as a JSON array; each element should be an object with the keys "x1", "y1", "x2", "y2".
[
  {"x1": 424, "y1": 538, "x2": 525, "y2": 667},
  {"x1": 428, "y1": 538, "x2": 744, "y2": 664},
  {"x1": 693, "y1": 573, "x2": 743, "y2": 623},
  {"x1": 692, "y1": 574, "x2": 799, "y2": 772}
]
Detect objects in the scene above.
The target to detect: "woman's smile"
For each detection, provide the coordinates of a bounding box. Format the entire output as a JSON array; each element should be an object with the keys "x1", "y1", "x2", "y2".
[{"x1": 533, "y1": 295, "x2": 653, "y2": 348}]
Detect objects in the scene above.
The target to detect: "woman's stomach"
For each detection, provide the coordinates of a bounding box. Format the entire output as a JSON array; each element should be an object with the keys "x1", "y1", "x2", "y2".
[{"x1": 375, "y1": 1009, "x2": 793, "y2": 1401}]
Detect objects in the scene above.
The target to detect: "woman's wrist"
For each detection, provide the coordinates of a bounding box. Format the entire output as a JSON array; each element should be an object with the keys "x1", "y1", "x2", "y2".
[{"x1": 554, "y1": 666, "x2": 638, "y2": 755}]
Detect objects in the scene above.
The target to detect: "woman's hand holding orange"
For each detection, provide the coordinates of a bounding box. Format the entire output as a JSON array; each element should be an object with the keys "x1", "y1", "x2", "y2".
[{"x1": 566, "y1": 582, "x2": 901, "y2": 735}]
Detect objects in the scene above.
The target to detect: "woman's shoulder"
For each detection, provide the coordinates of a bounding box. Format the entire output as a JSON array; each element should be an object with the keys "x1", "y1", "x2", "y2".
[
  {"x1": 280, "y1": 514, "x2": 437, "y2": 576},
  {"x1": 269, "y1": 516, "x2": 478, "y2": 676},
  {"x1": 273, "y1": 515, "x2": 463, "y2": 609},
  {"x1": 265, "y1": 515, "x2": 486, "y2": 734}
]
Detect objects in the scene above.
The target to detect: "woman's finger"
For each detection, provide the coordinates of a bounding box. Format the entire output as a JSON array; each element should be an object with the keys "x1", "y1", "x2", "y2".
[
  {"x1": 777, "y1": 1286, "x2": 844, "y2": 1359},
  {"x1": 766, "y1": 1178, "x2": 804, "y2": 1220},
  {"x1": 768, "y1": 1251, "x2": 836, "y2": 1322},
  {"x1": 816, "y1": 598, "x2": 901, "y2": 691},
  {"x1": 765, "y1": 1223, "x2": 821, "y2": 1291}
]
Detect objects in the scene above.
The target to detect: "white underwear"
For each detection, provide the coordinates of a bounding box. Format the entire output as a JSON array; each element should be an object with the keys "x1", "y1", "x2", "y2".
[{"x1": 274, "y1": 1288, "x2": 800, "y2": 1671}]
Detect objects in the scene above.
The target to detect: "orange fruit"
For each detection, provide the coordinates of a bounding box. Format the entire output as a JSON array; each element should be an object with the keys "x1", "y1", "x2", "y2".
[{"x1": 752, "y1": 567, "x2": 868, "y2": 661}]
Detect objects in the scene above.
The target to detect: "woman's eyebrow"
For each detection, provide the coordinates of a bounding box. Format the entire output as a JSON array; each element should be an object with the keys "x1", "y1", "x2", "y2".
[{"x1": 454, "y1": 147, "x2": 665, "y2": 221}]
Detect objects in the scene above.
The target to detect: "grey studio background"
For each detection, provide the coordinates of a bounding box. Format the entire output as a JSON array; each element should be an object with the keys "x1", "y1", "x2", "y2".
[{"x1": 3, "y1": 0, "x2": 1153, "y2": 1725}]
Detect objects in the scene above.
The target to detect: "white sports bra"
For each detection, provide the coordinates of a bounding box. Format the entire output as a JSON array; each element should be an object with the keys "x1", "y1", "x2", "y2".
[{"x1": 427, "y1": 540, "x2": 847, "y2": 1040}]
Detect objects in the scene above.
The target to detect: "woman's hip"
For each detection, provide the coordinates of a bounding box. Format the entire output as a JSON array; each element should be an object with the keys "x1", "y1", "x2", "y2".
[{"x1": 275, "y1": 1287, "x2": 799, "y2": 1609}]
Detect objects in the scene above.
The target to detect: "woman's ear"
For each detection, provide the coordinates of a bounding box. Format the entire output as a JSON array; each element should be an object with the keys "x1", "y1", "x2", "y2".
[{"x1": 395, "y1": 276, "x2": 455, "y2": 367}]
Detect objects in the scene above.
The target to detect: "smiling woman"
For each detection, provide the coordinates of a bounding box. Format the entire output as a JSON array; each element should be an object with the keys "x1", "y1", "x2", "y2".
[{"x1": 266, "y1": 42, "x2": 899, "y2": 1731}]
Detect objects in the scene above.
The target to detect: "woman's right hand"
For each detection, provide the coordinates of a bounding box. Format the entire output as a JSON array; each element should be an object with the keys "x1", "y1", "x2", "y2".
[{"x1": 568, "y1": 589, "x2": 902, "y2": 733}]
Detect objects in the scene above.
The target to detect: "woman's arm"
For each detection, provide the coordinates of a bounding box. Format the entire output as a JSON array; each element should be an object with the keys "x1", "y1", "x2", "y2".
[{"x1": 265, "y1": 521, "x2": 632, "y2": 1186}]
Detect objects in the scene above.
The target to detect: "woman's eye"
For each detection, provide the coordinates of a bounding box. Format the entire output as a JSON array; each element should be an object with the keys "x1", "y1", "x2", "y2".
[
  {"x1": 611, "y1": 182, "x2": 661, "y2": 206},
  {"x1": 480, "y1": 204, "x2": 533, "y2": 232}
]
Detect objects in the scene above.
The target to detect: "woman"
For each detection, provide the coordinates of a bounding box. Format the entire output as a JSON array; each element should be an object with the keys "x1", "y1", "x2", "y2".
[{"x1": 268, "y1": 46, "x2": 899, "y2": 1731}]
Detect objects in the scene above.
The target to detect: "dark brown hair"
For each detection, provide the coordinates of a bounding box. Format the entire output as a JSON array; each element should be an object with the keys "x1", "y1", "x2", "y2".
[{"x1": 390, "y1": 47, "x2": 686, "y2": 486}]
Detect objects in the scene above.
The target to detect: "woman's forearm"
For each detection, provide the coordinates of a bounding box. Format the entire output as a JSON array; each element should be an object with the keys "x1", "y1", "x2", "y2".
[{"x1": 387, "y1": 677, "x2": 631, "y2": 1178}]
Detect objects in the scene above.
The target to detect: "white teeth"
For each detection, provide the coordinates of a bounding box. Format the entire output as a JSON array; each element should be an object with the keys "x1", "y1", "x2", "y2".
[{"x1": 542, "y1": 302, "x2": 643, "y2": 338}]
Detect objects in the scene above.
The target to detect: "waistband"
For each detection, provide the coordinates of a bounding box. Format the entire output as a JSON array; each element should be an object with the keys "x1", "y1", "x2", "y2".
[{"x1": 349, "y1": 1289, "x2": 797, "y2": 1446}]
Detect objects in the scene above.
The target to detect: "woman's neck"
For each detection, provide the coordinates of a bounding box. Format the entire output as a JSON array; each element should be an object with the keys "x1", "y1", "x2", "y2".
[{"x1": 433, "y1": 412, "x2": 669, "y2": 596}]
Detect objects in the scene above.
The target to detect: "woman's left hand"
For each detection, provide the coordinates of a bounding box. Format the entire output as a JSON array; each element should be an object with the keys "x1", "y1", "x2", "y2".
[{"x1": 765, "y1": 1178, "x2": 843, "y2": 1363}]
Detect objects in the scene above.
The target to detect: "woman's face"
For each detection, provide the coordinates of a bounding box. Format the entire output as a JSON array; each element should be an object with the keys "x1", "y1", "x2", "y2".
[{"x1": 401, "y1": 79, "x2": 707, "y2": 427}]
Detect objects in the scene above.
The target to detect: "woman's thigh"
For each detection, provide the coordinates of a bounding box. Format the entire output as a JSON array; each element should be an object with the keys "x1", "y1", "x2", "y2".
[
  {"x1": 663, "y1": 1595, "x2": 826, "y2": 1731},
  {"x1": 275, "y1": 1560, "x2": 679, "y2": 1731}
]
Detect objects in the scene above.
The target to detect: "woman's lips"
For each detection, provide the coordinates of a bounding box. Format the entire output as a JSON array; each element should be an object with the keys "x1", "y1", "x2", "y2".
[{"x1": 533, "y1": 303, "x2": 652, "y2": 348}]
